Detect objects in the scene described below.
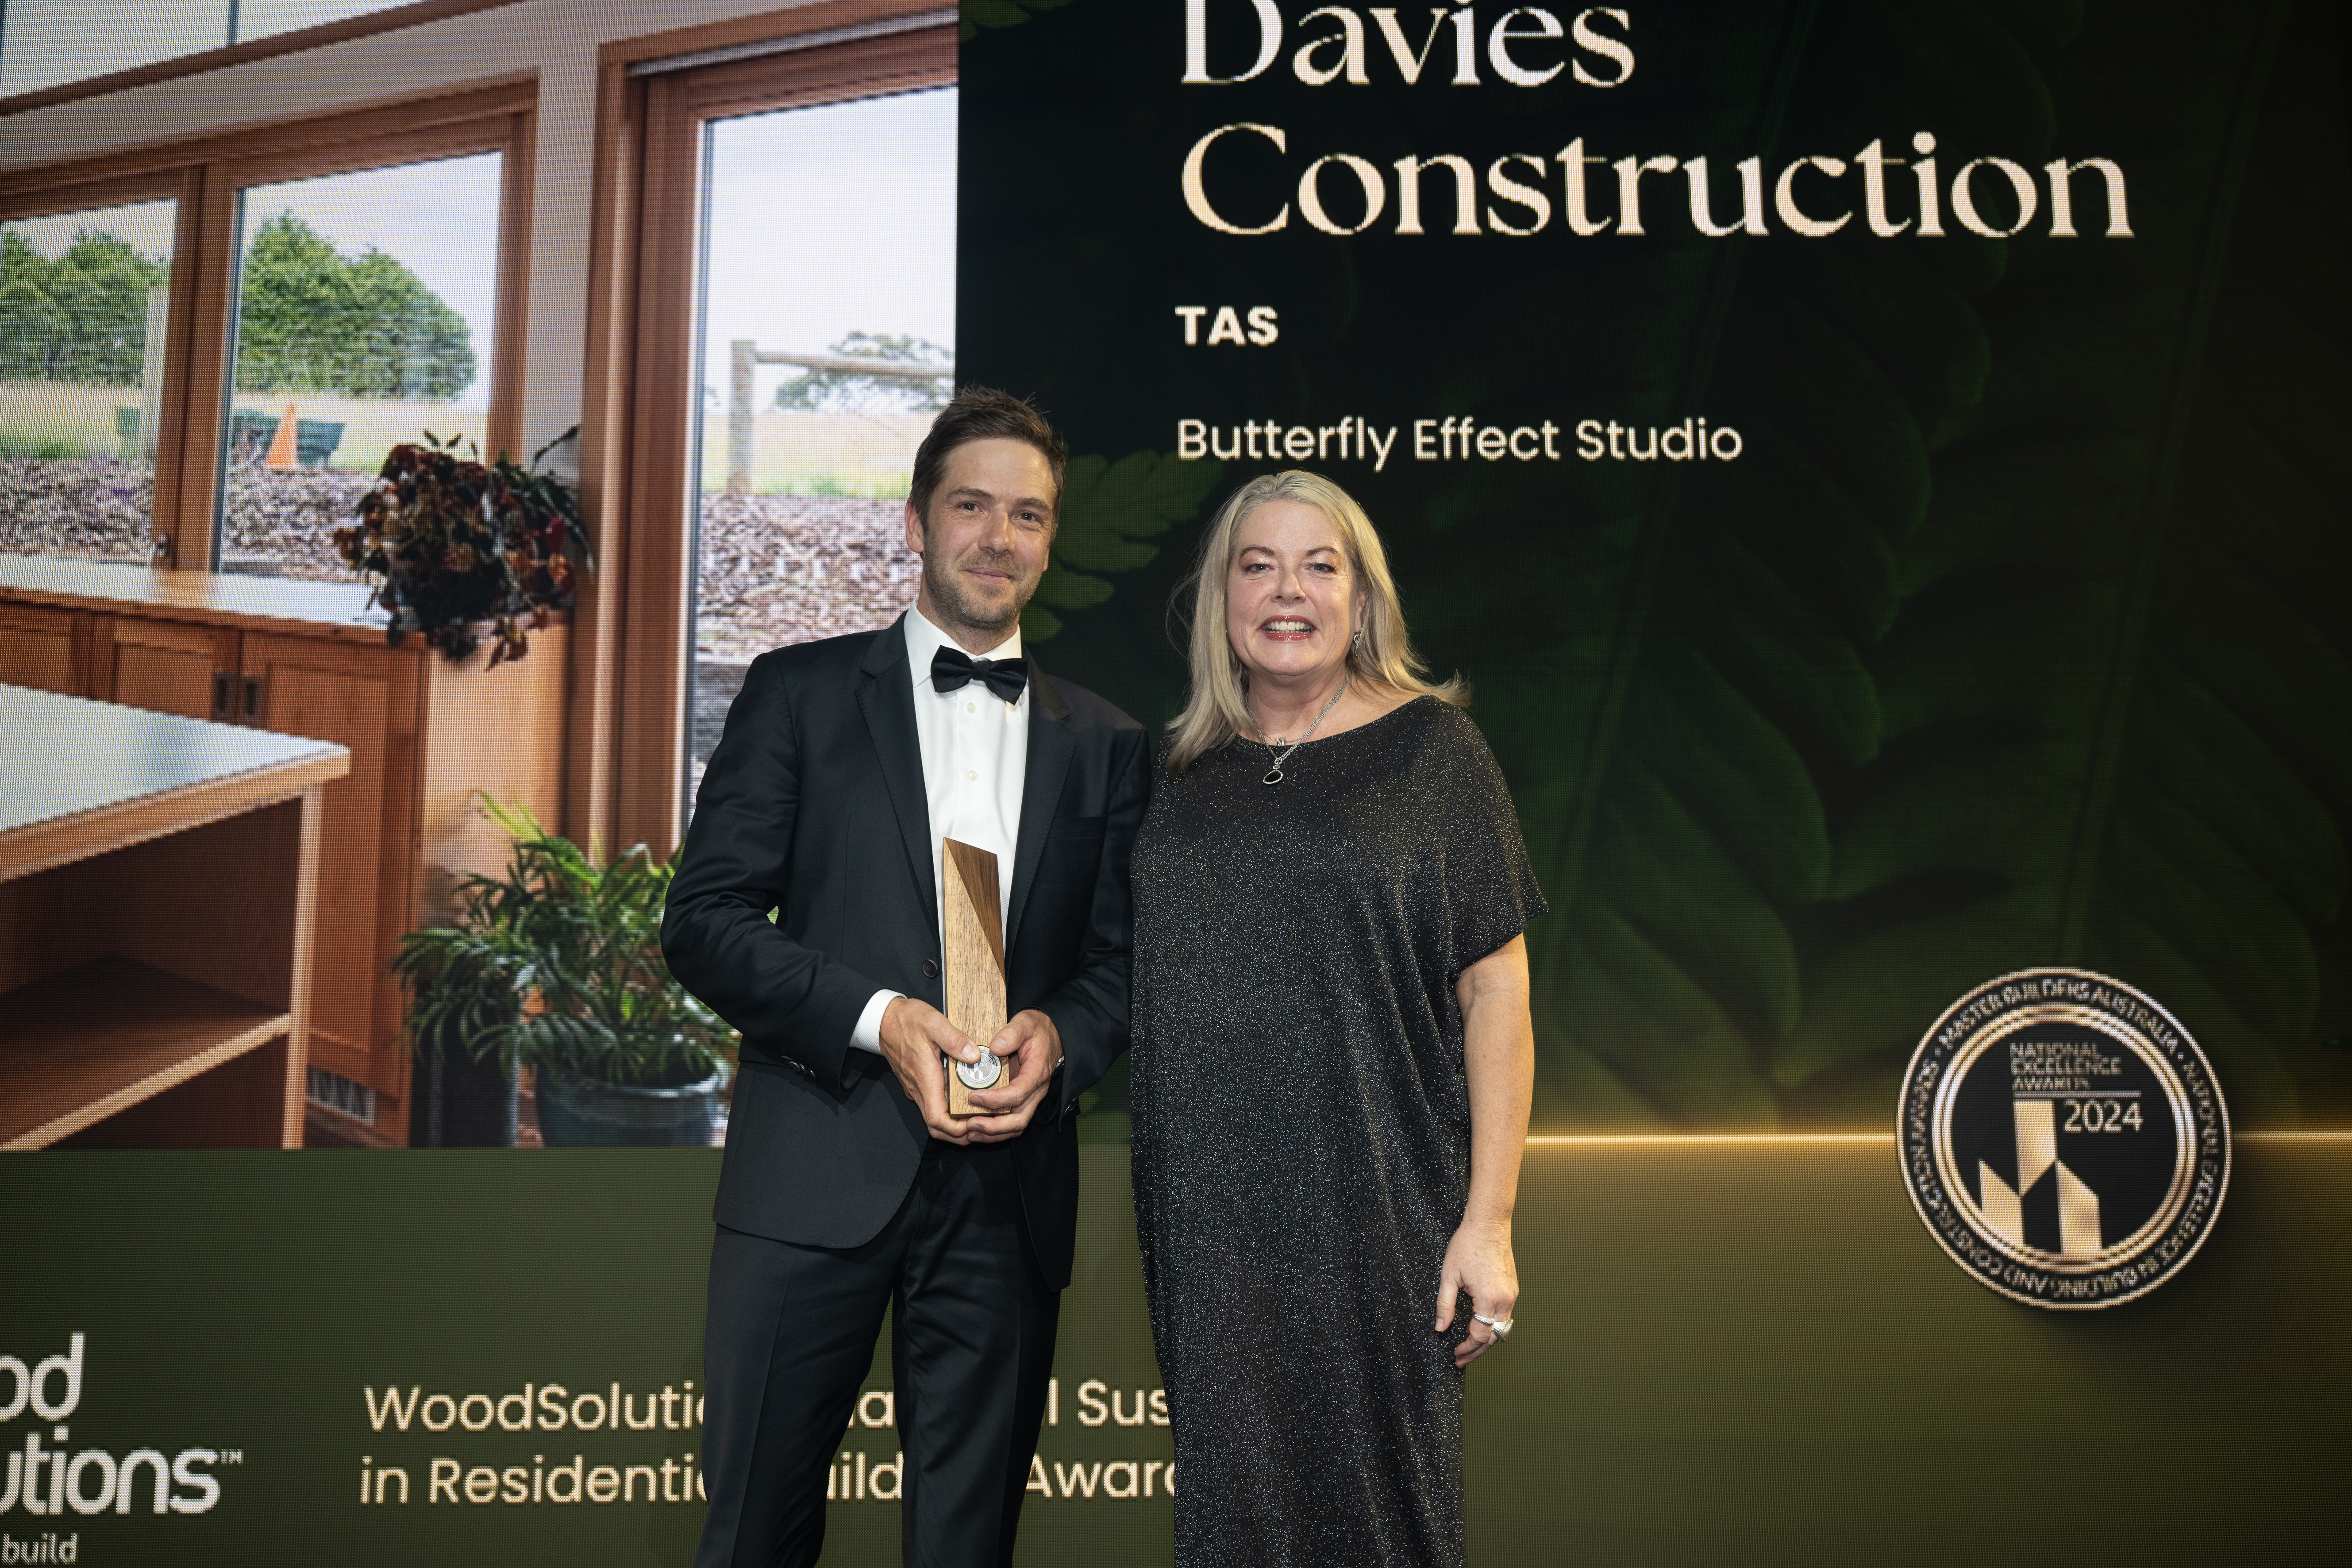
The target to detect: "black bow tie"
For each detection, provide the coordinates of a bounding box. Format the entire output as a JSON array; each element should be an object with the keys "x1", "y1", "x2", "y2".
[{"x1": 931, "y1": 645, "x2": 1028, "y2": 704}]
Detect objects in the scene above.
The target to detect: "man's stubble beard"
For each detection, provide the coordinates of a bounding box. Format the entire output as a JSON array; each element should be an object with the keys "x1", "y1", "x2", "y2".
[{"x1": 920, "y1": 532, "x2": 1039, "y2": 643}]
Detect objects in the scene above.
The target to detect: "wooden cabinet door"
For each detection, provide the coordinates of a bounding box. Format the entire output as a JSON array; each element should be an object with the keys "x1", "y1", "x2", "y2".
[
  {"x1": 241, "y1": 631, "x2": 420, "y2": 1130},
  {"x1": 0, "y1": 602, "x2": 91, "y2": 695},
  {"x1": 94, "y1": 616, "x2": 240, "y2": 720}
]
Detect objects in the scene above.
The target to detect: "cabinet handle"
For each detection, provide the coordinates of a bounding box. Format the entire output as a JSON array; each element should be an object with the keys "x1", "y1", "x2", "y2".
[
  {"x1": 212, "y1": 670, "x2": 232, "y2": 723},
  {"x1": 242, "y1": 674, "x2": 263, "y2": 723}
]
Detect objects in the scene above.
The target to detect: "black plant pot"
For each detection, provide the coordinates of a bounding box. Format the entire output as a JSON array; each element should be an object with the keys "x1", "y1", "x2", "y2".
[
  {"x1": 408, "y1": 1019, "x2": 519, "y2": 1148},
  {"x1": 535, "y1": 1066, "x2": 728, "y2": 1147}
]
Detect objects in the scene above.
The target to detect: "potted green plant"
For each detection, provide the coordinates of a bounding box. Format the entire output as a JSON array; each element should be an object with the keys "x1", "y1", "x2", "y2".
[
  {"x1": 393, "y1": 799, "x2": 735, "y2": 1146},
  {"x1": 334, "y1": 427, "x2": 590, "y2": 665}
]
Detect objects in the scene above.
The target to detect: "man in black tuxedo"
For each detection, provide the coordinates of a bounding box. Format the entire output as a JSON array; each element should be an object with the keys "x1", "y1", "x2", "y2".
[{"x1": 662, "y1": 388, "x2": 1148, "y2": 1568}]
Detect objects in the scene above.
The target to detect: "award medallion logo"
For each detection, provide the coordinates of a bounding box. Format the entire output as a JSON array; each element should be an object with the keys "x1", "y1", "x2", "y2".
[{"x1": 1898, "y1": 969, "x2": 2230, "y2": 1309}]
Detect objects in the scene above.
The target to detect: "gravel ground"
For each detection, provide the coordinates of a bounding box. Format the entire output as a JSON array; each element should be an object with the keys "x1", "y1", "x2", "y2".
[
  {"x1": 0, "y1": 462, "x2": 916, "y2": 655},
  {"x1": 0, "y1": 459, "x2": 170, "y2": 564},
  {"x1": 3, "y1": 459, "x2": 913, "y2": 817},
  {"x1": 0, "y1": 458, "x2": 379, "y2": 578},
  {"x1": 690, "y1": 489, "x2": 916, "y2": 660},
  {"x1": 222, "y1": 466, "x2": 382, "y2": 578},
  {"x1": 688, "y1": 492, "x2": 914, "y2": 794}
]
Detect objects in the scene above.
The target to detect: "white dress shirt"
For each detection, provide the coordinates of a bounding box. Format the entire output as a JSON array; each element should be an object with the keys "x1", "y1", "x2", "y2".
[{"x1": 848, "y1": 606, "x2": 1029, "y2": 1053}]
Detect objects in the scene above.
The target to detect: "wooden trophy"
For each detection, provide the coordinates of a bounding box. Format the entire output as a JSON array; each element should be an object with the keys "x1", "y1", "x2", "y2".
[{"x1": 939, "y1": 837, "x2": 1008, "y2": 1116}]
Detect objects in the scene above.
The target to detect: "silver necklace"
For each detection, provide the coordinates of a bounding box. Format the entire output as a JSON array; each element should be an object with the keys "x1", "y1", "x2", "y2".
[{"x1": 1251, "y1": 678, "x2": 1347, "y2": 785}]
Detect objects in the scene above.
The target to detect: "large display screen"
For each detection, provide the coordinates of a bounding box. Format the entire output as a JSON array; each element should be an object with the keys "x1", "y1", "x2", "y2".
[{"x1": 957, "y1": 0, "x2": 2352, "y2": 1138}]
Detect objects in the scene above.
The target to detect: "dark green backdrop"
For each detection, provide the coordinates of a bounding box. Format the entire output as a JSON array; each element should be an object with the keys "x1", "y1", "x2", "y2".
[{"x1": 958, "y1": 0, "x2": 2352, "y2": 1134}]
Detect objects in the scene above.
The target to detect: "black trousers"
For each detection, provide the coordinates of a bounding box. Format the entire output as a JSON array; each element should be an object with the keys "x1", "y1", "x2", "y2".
[{"x1": 694, "y1": 1139, "x2": 1059, "y2": 1568}]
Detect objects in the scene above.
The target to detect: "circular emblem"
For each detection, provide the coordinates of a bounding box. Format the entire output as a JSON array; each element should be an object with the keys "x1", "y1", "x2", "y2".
[
  {"x1": 954, "y1": 1052, "x2": 1005, "y2": 1091},
  {"x1": 1897, "y1": 968, "x2": 2229, "y2": 1310}
]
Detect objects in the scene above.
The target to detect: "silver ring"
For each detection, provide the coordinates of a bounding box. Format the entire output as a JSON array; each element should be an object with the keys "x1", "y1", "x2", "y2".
[{"x1": 1472, "y1": 1312, "x2": 1512, "y2": 1341}]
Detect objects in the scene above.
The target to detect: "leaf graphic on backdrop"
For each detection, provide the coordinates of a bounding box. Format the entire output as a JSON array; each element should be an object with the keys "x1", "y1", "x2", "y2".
[
  {"x1": 1693, "y1": 531, "x2": 1882, "y2": 768},
  {"x1": 1778, "y1": 1, "x2": 2352, "y2": 1128},
  {"x1": 2077, "y1": 20, "x2": 2352, "y2": 1124},
  {"x1": 959, "y1": 0, "x2": 1074, "y2": 43},
  {"x1": 1504, "y1": 0, "x2": 2059, "y2": 1128},
  {"x1": 1023, "y1": 451, "x2": 1225, "y2": 641}
]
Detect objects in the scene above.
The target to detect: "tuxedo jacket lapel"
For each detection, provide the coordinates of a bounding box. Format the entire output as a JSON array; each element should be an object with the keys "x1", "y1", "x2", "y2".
[
  {"x1": 855, "y1": 616, "x2": 938, "y2": 943},
  {"x1": 1005, "y1": 655, "x2": 1076, "y2": 957}
]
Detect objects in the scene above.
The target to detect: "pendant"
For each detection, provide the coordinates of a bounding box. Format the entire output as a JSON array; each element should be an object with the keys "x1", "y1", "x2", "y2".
[{"x1": 1262, "y1": 767, "x2": 1285, "y2": 785}]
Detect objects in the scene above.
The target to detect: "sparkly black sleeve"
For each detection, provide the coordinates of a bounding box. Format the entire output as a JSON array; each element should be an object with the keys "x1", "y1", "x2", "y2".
[{"x1": 1429, "y1": 704, "x2": 1549, "y2": 975}]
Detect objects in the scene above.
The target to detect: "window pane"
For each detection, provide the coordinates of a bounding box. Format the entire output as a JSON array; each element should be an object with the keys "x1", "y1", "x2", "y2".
[
  {"x1": 0, "y1": 0, "x2": 228, "y2": 96},
  {"x1": 235, "y1": 1, "x2": 416, "y2": 45},
  {"x1": 0, "y1": 2, "x2": 416, "y2": 97},
  {"x1": 687, "y1": 88, "x2": 957, "y2": 812},
  {"x1": 0, "y1": 198, "x2": 178, "y2": 563},
  {"x1": 218, "y1": 153, "x2": 501, "y2": 579}
]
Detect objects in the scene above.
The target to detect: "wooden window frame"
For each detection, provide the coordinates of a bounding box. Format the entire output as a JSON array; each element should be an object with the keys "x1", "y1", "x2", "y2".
[
  {"x1": 573, "y1": 0, "x2": 954, "y2": 858},
  {"x1": 0, "y1": 76, "x2": 535, "y2": 573}
]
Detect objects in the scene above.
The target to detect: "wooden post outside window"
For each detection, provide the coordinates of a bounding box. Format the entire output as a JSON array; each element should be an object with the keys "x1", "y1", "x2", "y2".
[{"x1": 577, "y1": 0, "x2": 955, "y2": 861}]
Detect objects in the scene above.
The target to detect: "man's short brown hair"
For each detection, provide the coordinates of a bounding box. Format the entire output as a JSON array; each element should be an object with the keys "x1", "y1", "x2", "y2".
[{"x1": 908, "y1": 385, "x2": 1067, "y2": 525}]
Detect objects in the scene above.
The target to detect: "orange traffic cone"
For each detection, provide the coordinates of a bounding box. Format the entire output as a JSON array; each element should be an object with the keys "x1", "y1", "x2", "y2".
[{"x1": 266, "y1": 402, "x2": 298, "y2": 470}]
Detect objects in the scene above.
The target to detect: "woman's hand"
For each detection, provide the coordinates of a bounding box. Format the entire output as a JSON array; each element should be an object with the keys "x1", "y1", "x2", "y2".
[
  {"x1": 1445, "y1": 935, "x2": 1533, "y2": 1369},
  {"x1": 1435, "y1": 1216, "x2": 1519, "y2": 1368}
]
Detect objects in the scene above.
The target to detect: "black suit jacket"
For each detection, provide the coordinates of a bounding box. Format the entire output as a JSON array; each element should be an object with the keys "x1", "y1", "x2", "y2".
[{"x1": 661, "y1": 616, "x2": 1148, "y2": 1289}]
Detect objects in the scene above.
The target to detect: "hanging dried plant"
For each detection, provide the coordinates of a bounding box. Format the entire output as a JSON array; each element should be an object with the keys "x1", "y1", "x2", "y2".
[{"x1": 334, "y1": 425, "x2": 591, "y2": 665}]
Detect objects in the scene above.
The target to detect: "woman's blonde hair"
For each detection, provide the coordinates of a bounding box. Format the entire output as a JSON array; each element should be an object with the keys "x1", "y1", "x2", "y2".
[{"x1": 1163, "y1": 469, "x2": 1464, "y2": 774}]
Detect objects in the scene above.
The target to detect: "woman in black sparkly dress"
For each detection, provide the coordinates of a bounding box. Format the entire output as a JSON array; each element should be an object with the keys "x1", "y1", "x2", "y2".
[{"x1": 1130, "y1": 470, "x2": 1545, "y2": 1566}]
